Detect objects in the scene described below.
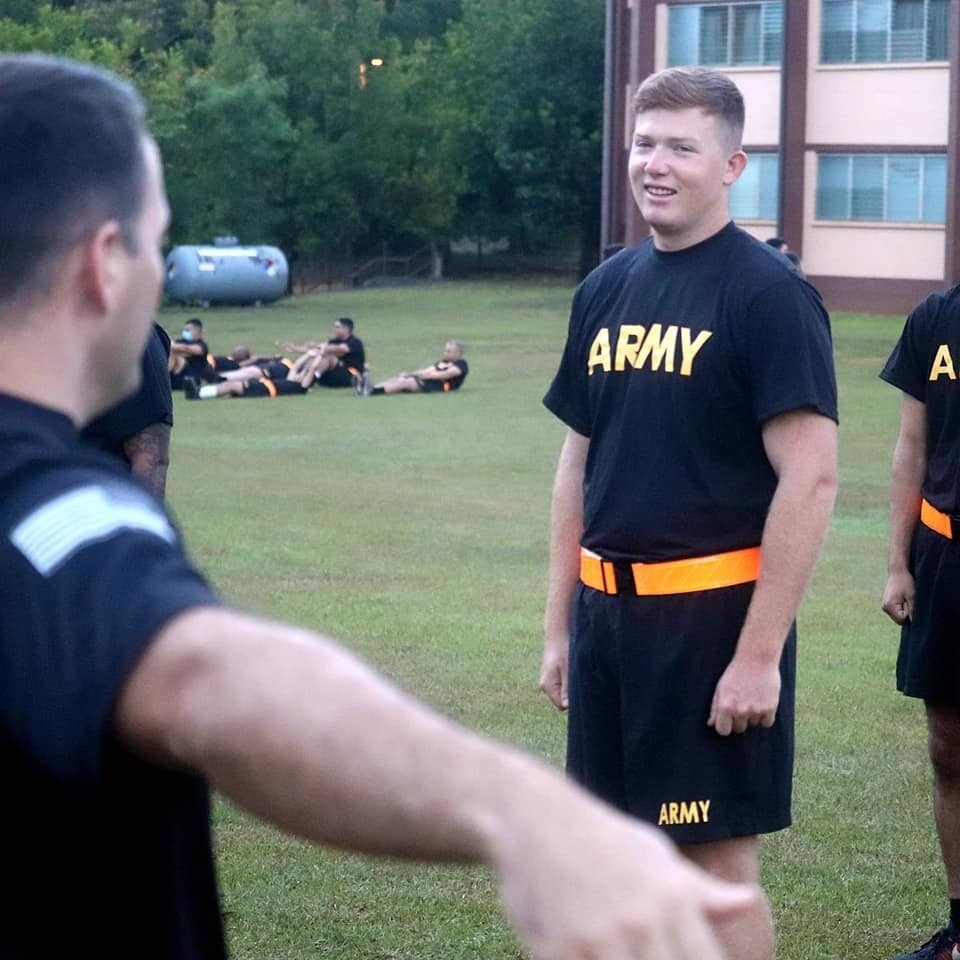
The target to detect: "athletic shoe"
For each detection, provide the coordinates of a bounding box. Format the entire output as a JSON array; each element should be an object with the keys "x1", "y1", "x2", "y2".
[
  {"x1": 891, "y1": 924, "x2": 960, "y2": 960},
  {"x1": 183, "y1": 377, "x2": 200, "y2": 400}
]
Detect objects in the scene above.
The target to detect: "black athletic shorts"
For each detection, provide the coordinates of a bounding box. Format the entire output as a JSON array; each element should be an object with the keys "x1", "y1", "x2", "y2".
[
  {"x1": 417, "y1": 378, "x2": 456, "y2": 393},
  {"x1": 897, "y1": 524, "x2": 960, "y2": 704},
  {"x1": 260, "y1": 360, "x2": 293, "y2": 380},
  {"x1": 567, "y1": 581, "x2": 795, "y2": 844},
  {"x1": 171, "y1": 363, "x2": 217, "y2": 388},
  {"x1": 317, "y1": 364, "x2": 356, "y2": 388},
  {"x1": 241, "y1": 379, "x2": 308, "y2": 399}
]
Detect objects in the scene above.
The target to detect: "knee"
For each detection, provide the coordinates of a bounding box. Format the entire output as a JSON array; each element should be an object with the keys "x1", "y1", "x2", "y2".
[
  {"x1": 928, "y1": 714, "x2": 960, "y2": 783},
  {"x1": 681, "y1": 837, "x2": 760, "y2": 884},
  {"x1": 930, "y1": 734, "x2": 960, "y2": 783}
]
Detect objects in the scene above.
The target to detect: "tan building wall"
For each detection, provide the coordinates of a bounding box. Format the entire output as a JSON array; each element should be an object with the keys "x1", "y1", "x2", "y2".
[
  {"x1": 807, "y1": 66, "x2": 949, "y2": 145},
  {"x1": 805, "y1": 0, "x2": 950, "y2": 145},
  {"x1": 802, "y1": 152, "x2": 947, "y2": 281},
  {"x1": 725, "y1": 69, "x2": 782, "y2": 144}
]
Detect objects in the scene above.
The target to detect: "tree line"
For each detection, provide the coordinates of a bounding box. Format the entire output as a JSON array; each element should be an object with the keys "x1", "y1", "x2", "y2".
[{"x1": 0, "y1": 0, "x2": 604, "y2": 274}]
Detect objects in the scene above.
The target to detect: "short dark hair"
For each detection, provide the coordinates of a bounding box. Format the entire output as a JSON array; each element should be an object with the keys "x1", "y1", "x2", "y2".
[
  {"x1": 335, "y1": 317, "x2": 354, "y2": 332},
  {"x1": 633, "y1": 67, "x2": 744, "y2": 152},
  {"x1": 186, "y1": 318, "x2": 203, "y2": 329},
  {"x1": 0, "y1": 55, "x2": 147, "y2": 306},
  {"x1": 766, "y1": 236, "x2": 787, "y2": 251}
]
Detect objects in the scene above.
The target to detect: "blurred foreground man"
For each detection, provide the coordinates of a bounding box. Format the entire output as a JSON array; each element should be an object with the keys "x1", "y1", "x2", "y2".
[
  {"x1": 0, "y1": 54, "x2": 754, "y2": 960},
  {"x1": 541, "y1": 66, "x2": 838, "y2": 960}
]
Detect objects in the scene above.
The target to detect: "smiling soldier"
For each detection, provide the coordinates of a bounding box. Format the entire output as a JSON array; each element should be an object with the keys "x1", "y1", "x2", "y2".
[{"x1": 540, "y1": 66, "x2": 839, "y2": 960}]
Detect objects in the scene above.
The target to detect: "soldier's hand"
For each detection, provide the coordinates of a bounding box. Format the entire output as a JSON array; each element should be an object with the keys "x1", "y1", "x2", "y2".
[
  {"x1": 496, "y1": 789, "x2": 757, "y2": 960},
  {"x1": 707, "y1": 657, "x2": 780, "y2": 736},
  {"x1": 539, "y1": 634, "x2": 569, "y2": 712},
  {"x1": 881, "y1": 569, "x2": 915, "y2": 625}
]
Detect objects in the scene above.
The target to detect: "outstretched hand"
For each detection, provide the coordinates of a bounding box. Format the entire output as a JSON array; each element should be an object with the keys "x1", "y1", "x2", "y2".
[{"x1": 497, "y1": 795, "x2": 757, "y2": 960}]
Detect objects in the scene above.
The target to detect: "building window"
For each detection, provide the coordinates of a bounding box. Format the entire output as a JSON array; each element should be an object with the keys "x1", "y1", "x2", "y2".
[
  {"x1": 668, "y1": 2, "x2": 783, "y2": 67},
  {"x1": 815, "y1": 153, "x2": 947, "y2": 222},
  {"x1": 730, "y1": 152, "x2": 779, "y2": 220},
  {"x1": 821, "y1": 0, "x2": 949, "y2": 63}
]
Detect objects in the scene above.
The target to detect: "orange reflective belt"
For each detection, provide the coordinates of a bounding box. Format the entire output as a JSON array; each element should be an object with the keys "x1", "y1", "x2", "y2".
[
  {"x1": 921, "y1": 498, "x2": 954, "y2": 539},
  {"x1": 580, "y1": 546, "x2": 761, "y2": 597},
  {"x1": 261, "y1": 377, "x2": 278, "y2": 398}
]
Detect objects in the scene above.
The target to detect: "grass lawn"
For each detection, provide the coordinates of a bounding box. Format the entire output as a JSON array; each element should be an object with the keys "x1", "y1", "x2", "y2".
[{"x1": 163, "y1": 281, "x2": 933, "y2": 960}]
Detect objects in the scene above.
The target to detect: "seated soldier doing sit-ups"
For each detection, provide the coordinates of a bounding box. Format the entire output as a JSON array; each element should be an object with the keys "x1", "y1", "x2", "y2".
[
  {"x1": 168, "y1": 317, "x2": 218, "y2": 388},
  {"x1": 279, "y1": 317, "x2": 366, "y2": 389},
  {"x1": 214, "y1": 355, "x2": 296, "y2": 383},
  {"x1": 209, "y1": 345, "x2": 252, "y2": 373},
  {"x1": 185, "y1": 349, "x2": 324, "y2": 400},
  {"x1": 208, "y1": 345, "x2": 283, "y2": 374},
  {"x1": 359, "y1": 340, "x2": 468, "y2": 397}
]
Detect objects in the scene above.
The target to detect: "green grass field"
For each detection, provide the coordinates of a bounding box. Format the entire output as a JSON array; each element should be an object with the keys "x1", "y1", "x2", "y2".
[{"x1": 164, "y1": 281, "x2": 936, "y2": 959}]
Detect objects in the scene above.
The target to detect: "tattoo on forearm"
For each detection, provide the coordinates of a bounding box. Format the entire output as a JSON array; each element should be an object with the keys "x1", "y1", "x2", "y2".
[{"x1": 123, "y1": 422, "x2": 172, "y2": 500}]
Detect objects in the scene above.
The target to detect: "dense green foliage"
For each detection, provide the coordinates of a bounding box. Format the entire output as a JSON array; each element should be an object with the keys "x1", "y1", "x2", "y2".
[{"x1": 1, "y1": 0, "x2": 604, "y2": 268}]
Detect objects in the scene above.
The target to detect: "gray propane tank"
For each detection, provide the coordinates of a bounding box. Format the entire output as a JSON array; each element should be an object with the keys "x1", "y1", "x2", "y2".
[{"x1": 165, "y1": 237, "x2": 288, "y2": 305}]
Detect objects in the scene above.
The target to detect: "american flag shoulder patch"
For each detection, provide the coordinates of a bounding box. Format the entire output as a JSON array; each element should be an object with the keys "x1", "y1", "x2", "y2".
[{"x1": 11, "y1": 483, "x2": 175, "y2": 576}]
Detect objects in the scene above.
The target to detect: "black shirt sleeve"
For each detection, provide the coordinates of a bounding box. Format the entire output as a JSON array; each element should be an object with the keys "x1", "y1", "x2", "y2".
[
  {"x1": 736, "y1": 278, "x2": 839, "y2": 425},
  {"x1": 1, "y1": 469, "x2": 219, "y2": 785},
  {"x1": 880, "y1": 296, "x2": 937, "y2": 402},
  {"x1": 543, "y1": 279, "x2": 595, "y2": 437},
  {"x1": 81, "y1": 324, "x2": 174, "y2": 461}
]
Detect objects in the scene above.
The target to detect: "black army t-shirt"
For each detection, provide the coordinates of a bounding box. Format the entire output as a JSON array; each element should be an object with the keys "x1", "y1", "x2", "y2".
[
  {"x1": 331, "y1": 334, "x2": 365, "y2": 371},
  {"x1": 439, "y1": 358, "x2": 469, "y2": 390},
  {"x1": 881, "y1": 283, "x2": 960, "y2": 513},
  {"x1": 545, "y1": 223, "x2": 838, "y2": 561}
]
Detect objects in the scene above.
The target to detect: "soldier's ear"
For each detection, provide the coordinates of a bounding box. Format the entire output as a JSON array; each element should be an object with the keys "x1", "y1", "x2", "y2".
[
  {"x1": 79, "y1": 220, "x2": 125, "y2": 315},
  {"x1": 724, "y1": 150, "x2": 748, "y2": 186}
]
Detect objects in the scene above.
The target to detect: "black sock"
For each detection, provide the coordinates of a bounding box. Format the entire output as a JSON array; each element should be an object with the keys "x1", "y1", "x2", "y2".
[
  {"x1": 949, "y1": 899, "x2": 960, "y2": 929},
  {"x1": 370, "y1": 386, "x2": 385, "y2": 396}
]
